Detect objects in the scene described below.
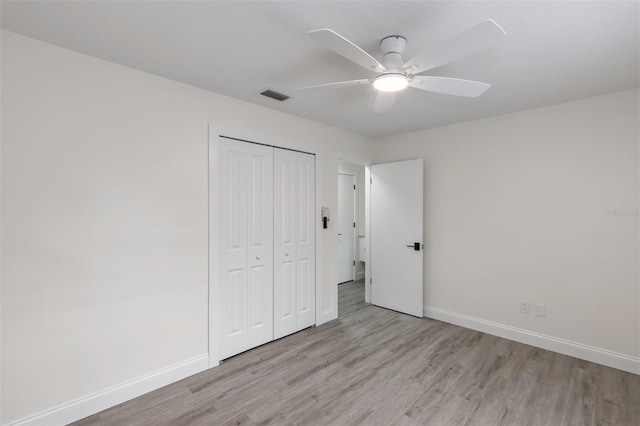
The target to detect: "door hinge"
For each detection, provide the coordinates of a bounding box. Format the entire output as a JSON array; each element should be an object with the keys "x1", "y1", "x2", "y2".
[
  {"x1": 354, "y1": 184, "x2": 356, "y2": 190},
  {"x1": 353, "y1": 222, "x2": 356, "y2": 228},
  {"x1": 370, "y1": 177, "x2": 372, "y2": 184},
  {"x1": 353, "y1": 260, "x2": 356, "y2": 266},
  {"x1": 370, "y1": 278, "x2": 372, "y2": 284}
]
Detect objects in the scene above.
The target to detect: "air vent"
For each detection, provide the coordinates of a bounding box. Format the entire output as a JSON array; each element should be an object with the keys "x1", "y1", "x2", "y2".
[{"x1": 260, "y1": 89, "x2": 290, "y2": 101}]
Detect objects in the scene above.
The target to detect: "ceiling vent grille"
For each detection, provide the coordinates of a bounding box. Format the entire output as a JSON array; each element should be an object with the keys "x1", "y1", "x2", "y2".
[{"x1": 260, "y1": 89, "x2": 290, "y2": 101}]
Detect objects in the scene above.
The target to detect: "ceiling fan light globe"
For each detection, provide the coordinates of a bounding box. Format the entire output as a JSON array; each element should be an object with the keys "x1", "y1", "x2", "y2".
[{"x1": 373, "y1": 74, "x2": 408, "y2": 92}]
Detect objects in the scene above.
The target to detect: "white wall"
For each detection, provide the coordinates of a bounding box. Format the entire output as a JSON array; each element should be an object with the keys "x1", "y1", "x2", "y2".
[
  {"x1": 338, "y1": 162, "x2": 366, "y2": 280},
  {"x1": 0, "y1": 30, "x2": 371, "y2": 424},
  {"x1": 374, "y1": 89, "x2": 640, "y2": 365}
]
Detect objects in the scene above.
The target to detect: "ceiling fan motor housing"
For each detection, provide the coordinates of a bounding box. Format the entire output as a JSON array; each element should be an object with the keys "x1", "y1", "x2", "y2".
[{"x1": 380, "y1": 35, "x2": 407, "y2": 72}]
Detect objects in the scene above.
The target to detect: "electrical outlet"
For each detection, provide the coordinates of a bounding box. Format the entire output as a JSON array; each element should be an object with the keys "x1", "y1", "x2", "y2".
[
  {"x1": 519, "y1": 300, "x2": 531, "y2": 314},
  {"x1": 535, "y1": 303, "x2": 547, "y2": 317}
]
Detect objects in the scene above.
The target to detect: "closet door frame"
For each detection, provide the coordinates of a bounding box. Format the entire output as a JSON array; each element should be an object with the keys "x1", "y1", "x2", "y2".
[{"x1": 208, "y1": 125, "x2": 324, "y2": 368}]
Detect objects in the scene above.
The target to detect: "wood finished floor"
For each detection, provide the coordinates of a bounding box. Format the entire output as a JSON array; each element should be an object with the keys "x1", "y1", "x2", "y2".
[{"x1": 74, "y1": 279, "x2": 639, "y2": 425}]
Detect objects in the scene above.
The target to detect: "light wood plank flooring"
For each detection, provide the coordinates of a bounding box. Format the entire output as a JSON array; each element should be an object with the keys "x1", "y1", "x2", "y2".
[
  {"x1": 338, "y1": 279, "x2": 366, "y2": 317},
  {"x1": 74, "y1": 281, "x2": 639, "y2": 425}
]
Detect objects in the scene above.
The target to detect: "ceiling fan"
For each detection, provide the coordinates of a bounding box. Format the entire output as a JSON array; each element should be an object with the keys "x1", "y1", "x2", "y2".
[{"x1": 298, "y1": 20, "x2": 507, "y2": 113}]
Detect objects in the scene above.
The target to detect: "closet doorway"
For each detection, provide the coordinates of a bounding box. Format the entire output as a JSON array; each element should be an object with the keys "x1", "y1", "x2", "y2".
[{"x1": 209, "y1": 129, "x2": 317, "y2": 364}]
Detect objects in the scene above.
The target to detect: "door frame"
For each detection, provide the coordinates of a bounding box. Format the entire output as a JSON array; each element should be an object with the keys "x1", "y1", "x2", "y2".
[
  {"x1": 208, "y1": 124, "x2": 323, "y2": 368},
  {"x1": 337, "y1": 172, "x2": 356, "y2": 284},
  {"x1": 333, "y1": 153, "x2": 372, "y2": 318}
]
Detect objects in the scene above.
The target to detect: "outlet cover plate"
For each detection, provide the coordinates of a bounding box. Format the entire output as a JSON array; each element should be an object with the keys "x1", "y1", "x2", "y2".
[
  {"x1": 535, "y1": 303, "x2": 547, "y2": 317},
  {"x1": 519, "y1": 300, "x2": 531, "y2": 314}
]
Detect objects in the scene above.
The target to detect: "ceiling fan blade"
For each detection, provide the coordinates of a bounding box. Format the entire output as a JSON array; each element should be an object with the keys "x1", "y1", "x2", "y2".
[
  {"x1": 309, "y1": 29, "x2": 385, "y2": 72},
  {"x1": 409, "y1": 76, "x2": 491, "y2": 97},
  {"x1": 297, "y1": 79, "x2": 370, "y2": 91},
  {"x1": 405, "y1": 20, "x2": 506, "y2": 74},
  {"x1": 374, "y1": 91, "x2": 397, "y2": 113}
]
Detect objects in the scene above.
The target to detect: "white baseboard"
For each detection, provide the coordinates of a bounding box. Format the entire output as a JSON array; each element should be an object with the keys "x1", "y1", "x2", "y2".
[
  {"x1": 317, "y1": 308, "x2": 337, "y2": 326},
  {"x1": 8, "y1": 354, "x2": 209, "y2": 426},
  {"x1": 424, "y1": 305, "x2": 639, "y2": 375}
]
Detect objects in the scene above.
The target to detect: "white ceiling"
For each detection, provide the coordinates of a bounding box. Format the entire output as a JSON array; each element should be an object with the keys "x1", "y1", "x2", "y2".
[{"x1": 1, "y1": 1, "x2": 638, "y2": 138}]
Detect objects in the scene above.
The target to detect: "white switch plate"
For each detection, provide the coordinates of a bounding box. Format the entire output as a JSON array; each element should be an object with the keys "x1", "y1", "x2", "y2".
[
  {"x1": 535, "y1": 303, "x2": 547, "y2": 317},
  {"x1": 519, "y1": 300, "x2": 531, "y2": 314}
]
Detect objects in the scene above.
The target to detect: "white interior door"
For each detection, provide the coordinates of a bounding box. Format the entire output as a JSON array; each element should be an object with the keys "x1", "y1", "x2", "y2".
[
  {"x1": 274, "y1": 149, "x2": 316, "y2": 339},
  {"x1": 370, "y1": 159, "x2": 424, "y2": 317},
  {"x1": 337, "y1": 173, "x2": 356, "y2": 283},
  {"x1": 274, "y1": 148, "x2": 297, "y2": 339},
  {"x1": 296, "y1": 152, "x2": 316, "y2": 330},
  {"x1": 218, "y1": 138, "x2": 274, "y2": 359}
]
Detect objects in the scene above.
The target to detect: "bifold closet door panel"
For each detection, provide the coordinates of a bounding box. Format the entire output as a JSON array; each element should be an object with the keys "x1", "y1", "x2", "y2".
[
  {"x1": 219, "y1": 138, "x2": 274, "y2": 359},
  {"x1": 274, "y1": 148, "x2": 298, "y2": 339},
  {"x1": 246, "y1": 146, "x2": 274, "y2": 350},
  {"x1": 296, "y1": 152, "x2": 316, "y2": 330},
  {"x1": 274, "y1": 149, "x2": 316, "y2": 339}
]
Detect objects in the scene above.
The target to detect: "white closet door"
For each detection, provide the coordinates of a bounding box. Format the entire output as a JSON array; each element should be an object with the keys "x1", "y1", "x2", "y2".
[
  {"x1": 247, "y1": 146, "x2": 274, "y2": 349},
  {"x1": 274, "y1": 149, "x2": 316, "y2": 339},
  {"x1": 219, "y1": 138, "x2": 273, "y2": 359},
  {"x1": 296, "y1": 152, "x2": 316, "y2": 330},
  {"x1": 274, "y1": 148, "x2": 298, "y2": 339}
]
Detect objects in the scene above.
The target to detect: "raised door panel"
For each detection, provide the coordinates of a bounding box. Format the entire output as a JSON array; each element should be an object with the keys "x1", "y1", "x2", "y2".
[
  {"x1": 296, "y1": 153, "x2": 315, "y2": 329},
  {"x1": 219, "y1": 140, "x2": 249, "y2": 358},
  {"x1": 274, "y1": 148, "x2": 298, "y2": 339},
  {"x1": 247, "y1": 149, "x2": 274, "y2": 348},
  {"x1": 219, "y1": 138, "x2": 274, "y2": 359}
]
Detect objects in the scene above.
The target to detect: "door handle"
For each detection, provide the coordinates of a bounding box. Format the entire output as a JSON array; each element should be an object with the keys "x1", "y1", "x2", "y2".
[
  {"x1": 338, "y1": 233, "x2": 342, "y2": 236},
  {"x1": 406, "y1": 242, "x2": 421, "y2": 251}
]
